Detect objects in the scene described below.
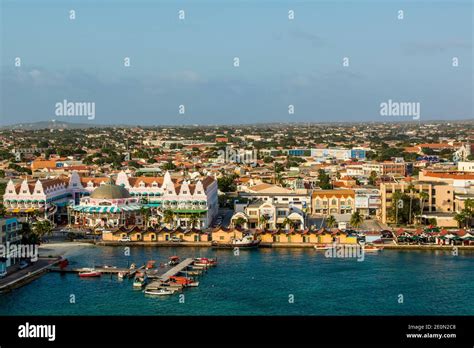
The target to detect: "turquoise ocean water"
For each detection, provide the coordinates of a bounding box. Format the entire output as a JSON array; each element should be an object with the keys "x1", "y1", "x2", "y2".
[{"x1": 0, "y1": 246, "x2": 472, "y2": 315}]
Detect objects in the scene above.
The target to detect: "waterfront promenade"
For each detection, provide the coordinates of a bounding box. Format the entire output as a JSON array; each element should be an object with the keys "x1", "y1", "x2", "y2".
[{"x1": 0, "y1": 257, "x2": 61, "y2": 292}]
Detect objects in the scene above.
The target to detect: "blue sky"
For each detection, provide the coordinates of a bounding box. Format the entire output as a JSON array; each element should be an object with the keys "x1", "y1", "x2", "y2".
[{"x1": 0, "y1": 0, "x2": 472, "y2": 125}]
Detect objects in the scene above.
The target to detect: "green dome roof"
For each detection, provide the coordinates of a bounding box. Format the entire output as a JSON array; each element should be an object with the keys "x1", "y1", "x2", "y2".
[{"x1": 90, "y1": 181, "x2": 131, "y2": 199}]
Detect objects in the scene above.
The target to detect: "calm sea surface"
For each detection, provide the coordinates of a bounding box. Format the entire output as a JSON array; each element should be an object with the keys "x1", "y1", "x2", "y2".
[{"x1": 1, "y1": 246, "x2": 472, "y2": 315}]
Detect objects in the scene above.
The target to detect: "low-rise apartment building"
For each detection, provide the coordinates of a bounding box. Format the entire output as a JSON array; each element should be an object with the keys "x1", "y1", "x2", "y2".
[{"x1": 311, "y1": 190, "x2": 355, "y2": 215}]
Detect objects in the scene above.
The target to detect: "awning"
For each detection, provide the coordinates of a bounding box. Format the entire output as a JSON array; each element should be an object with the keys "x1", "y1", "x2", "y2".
[{"x1": 172, "y1": 209, "x2": 207, "y2": 213}]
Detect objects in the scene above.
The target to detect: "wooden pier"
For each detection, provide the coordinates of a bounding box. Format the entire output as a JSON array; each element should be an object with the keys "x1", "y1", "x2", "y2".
[
  {"x1": 50, "y1": 265, "x2": 144, "y2": 275},
  {"x1": 159, "y1": 258, "x2": 194, "y2": 281},
  {"x1": 145, "y1": 258, "x2": 194, "y2": 290}
]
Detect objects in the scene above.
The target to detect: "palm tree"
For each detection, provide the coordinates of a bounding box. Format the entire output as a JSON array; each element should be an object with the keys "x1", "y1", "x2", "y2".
[
  {"x1": 259, "y1": 215, "x2": 269, "y2": 229},
  {"x1": 283, "y1": 217, "x2": 292, "y2": 230},
  {"x1": 154, "y1": 214, "x2": 162, "y2": 227},
  {"x1": 189, "y1": 214, "x2": 200, "y2": 229},
  {"x1": 418, "y1": 191, "x2": 429, "y2": 225},
  {"x1": 233, "y1": 217, "x2": 246, "y2": 228},
  {"x1": 407, "y1": 184, "x2": 415, "y2": 225},
  {"x1": 163, "y1": 209, "x2": 174, "y2": 228},
  {"x1": 140, "y1": 207, "x2": 151, "y2": 227},
  {"x1": 326, "y1": 215, "x2": 337, "y2": 228},
  {"x1": 464, "y1": 198, "x2": 474, "y2": 227},
  {"x1": 454, "y1": 212, "x2": 466, "y2": 228},
  {"x1": 392, "y1": 191, "x2": 403, "y2": 226},
  {"x1": 350, "y1": 211, "x2": 363, "y2": 229},
  {"x1": 33, "y1": 220, "x2": 53, "y2": 241}
]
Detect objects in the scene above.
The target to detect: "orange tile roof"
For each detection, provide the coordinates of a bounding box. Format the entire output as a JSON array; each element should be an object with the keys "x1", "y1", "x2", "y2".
[
  {"x1": 312, "y1": 189, "x2": 355, "y2": 198},
  {"x1": 423, "y1": 171, "x2": 474, "y2": 180},
  {"x1": 418, "y1": 143, "x2": 453, "y2": 149}
]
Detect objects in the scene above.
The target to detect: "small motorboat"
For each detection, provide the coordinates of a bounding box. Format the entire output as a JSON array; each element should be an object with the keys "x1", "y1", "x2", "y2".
[
  {"x1": 78, "y1": 268, "x2": 101, "y2": 278},
  {"x1": 133, "y1": 275, "x2": 148, "y2": 288},
  {"x1": 212, "y1": 235, "x2": 260, "y2": 249},
  {"x1": 169, "y1": 276, "x2": 198, "y2": 287},
  {"x1": 193, "y1": 257, "x2": 217, "y2": 267},
  {"x1": 146, "y1": 260, "x2": 156, "y2": 270},
  {"x1": 186, "y1": 281, "x2": 199, "y2": 287},
  {"x1": 144, "y1": 288, "x2": 174, "y2": 296},
  {"x1": 117, "y1": 271, "x2": 126, "y2": 280},
  {"x1": 363, "y1": 244, "x2": 383, "y2": 253},
  {"x1": 168, "y1": 256, "x2": 180, "y2": 266},
  {"x1": 314, "y1": 244, "x2": 331, "y2": 251}
]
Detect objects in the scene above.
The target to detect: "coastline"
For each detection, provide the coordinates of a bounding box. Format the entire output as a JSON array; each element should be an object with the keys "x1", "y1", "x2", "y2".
[{"x1": 82, "y1": 241, "x2": 474, "y2": 251}]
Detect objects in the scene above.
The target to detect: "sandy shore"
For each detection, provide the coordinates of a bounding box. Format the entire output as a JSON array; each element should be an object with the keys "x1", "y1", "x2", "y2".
[{"x1": 38, "y1": 242, "x2": 95, "y2": 258}]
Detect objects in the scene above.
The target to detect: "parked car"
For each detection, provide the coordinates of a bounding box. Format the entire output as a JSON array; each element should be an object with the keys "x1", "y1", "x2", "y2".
[
  {"x1": 119, "y1": 236, "x2": 131, "y2": 242},
  {"x1": 170, "y1": 237, "x2": 183, "y2": 242},
  {"x1": 19, "y1": 260, "x2": 29, "y2": 270}
]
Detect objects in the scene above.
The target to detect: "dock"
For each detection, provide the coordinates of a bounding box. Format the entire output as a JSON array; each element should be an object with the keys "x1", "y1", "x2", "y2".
[
  {"x1": 0, "y1": 257, "x2": 62, "y2": 293},
  {"x1": 145, "y1": 258, "x2": 194, "y2": 290},
  {"x1": 159, "y1": 258, "x2": 194, "y2": 281},
  {"x1": 50, "y1": 265, "x2": 145, "y2": 276}
]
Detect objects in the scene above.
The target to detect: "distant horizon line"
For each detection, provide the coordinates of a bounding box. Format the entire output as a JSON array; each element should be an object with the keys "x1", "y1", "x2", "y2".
[{"x1": 1, "y1": 117, "x2": 473, "y2": 129}]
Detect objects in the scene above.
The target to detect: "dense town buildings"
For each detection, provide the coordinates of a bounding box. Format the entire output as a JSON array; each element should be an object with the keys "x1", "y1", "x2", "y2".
[{"x1": 0, "y1": 121, "x2": 473, "y2": 234}]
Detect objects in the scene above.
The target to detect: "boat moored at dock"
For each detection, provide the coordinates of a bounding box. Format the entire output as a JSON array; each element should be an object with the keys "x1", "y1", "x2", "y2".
[
  {"x1": 193, "y1": 257, "x2": 217, "y2": 267},
  {"x1": 363, "y1": 244, "x2": 384, "y2": 252},
  {"x1": 78, "y1": 268, "x2": 102, "y2": 278},
  {"x1": 133, "y1": 273, "x2": 148, "y2": 288},
  {"x1": 212, "y1": 235, "x2": 260, "y2": 249},
  {"x1": 144, "y1": 288, "x2": 174, "y2": 296}
]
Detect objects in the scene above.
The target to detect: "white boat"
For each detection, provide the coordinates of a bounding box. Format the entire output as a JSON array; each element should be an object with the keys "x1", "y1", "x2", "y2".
[
  {"x1": 144, "y1": 288, "x2": 174, "y2": 296},
  {"x1": 212, "y1": 235, "x2": 260, "y2": 249},
  {"x1": 133, "y1": 275, "x2": 148, "y2": 288},
  {"x1": 117, "y1": 272, "x2": 126, "y2": 280},
  {"x1": 314, "y1": 244, "x2": 331, "y2": 250},
  {"x1": 363, "y1": 245, "x2": 383, "y2": 253}
]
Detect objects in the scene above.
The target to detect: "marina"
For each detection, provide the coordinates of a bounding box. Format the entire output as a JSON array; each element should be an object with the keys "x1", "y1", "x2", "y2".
[
  {"x1": 50, "y1": 254, "x2": 216, "y2": 297},
  {"x1": 0, "y1": 246, "x2": 473, "y2": 316}
]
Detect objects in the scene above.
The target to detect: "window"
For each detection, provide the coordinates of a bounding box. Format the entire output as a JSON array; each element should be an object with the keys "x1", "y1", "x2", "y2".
[
  {"x1": 331, "y1": 199, "x2": 337, "y2": 205},
  {"x1": 183, "y1": 191, "x2": 187, "y2": 194}
]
